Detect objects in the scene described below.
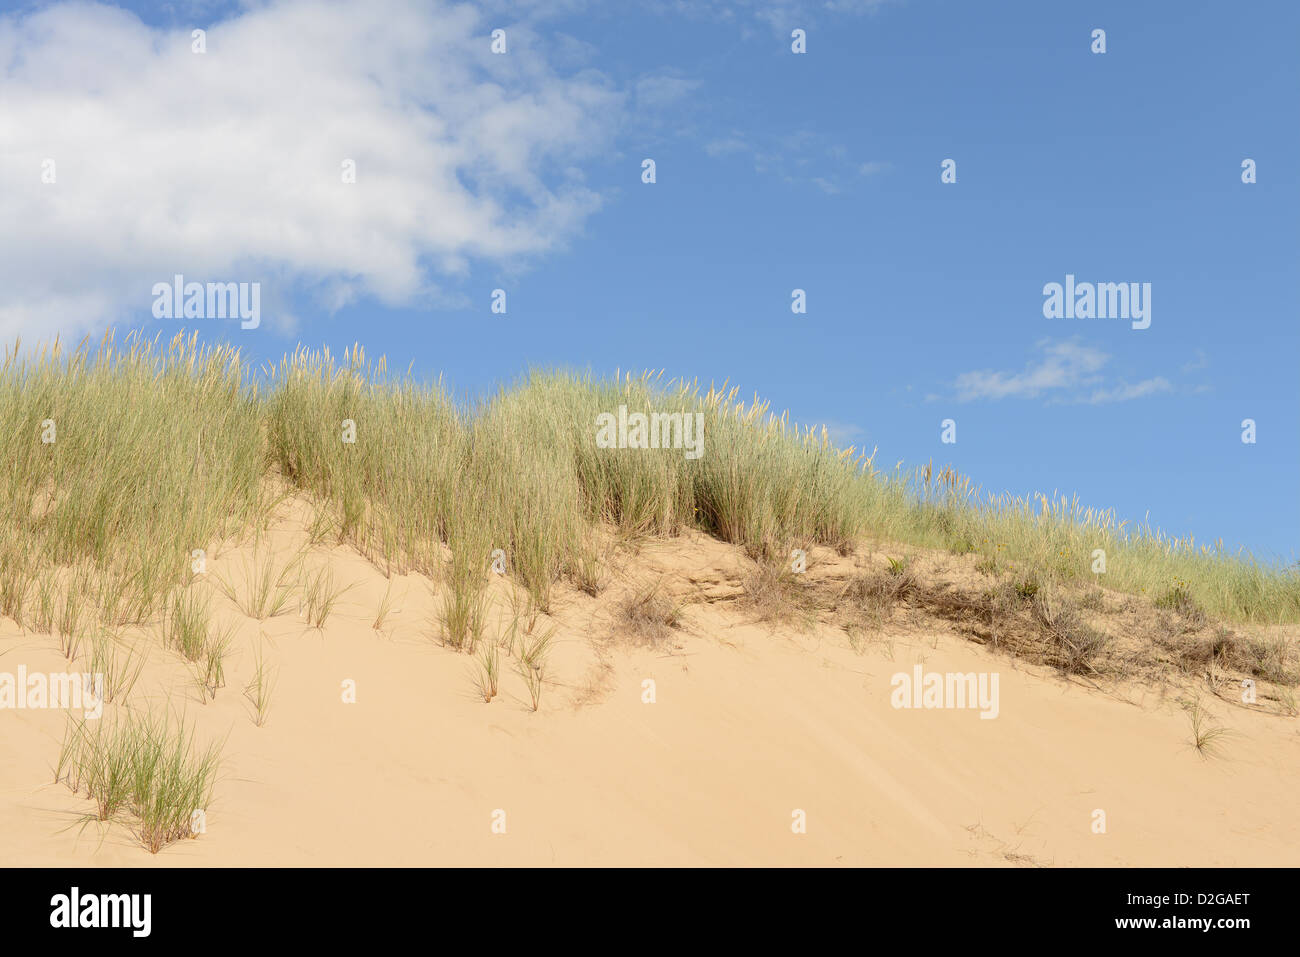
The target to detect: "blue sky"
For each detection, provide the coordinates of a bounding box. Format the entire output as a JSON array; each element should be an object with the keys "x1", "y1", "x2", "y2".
[{"x1": 2, "y1": 0, "x2": 1297, "y2": 562}]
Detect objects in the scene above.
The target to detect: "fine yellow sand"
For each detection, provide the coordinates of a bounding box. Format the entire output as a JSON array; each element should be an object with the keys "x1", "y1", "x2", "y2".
[{"x1": 2, "y1": 501, "x2": 1297, "y2": 867}]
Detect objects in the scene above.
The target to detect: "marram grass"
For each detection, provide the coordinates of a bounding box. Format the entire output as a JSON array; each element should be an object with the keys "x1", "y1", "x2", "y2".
[{"x1": 1, "y1": 331, "x2": 1296, "y2": 633}]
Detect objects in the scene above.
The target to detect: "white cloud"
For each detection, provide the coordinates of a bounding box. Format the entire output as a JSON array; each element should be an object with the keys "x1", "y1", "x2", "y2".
[
  {"x1": 955, "y1": 341, "x2": 1109, "y2": 402},
  {"x1": 0, "y1": 0, "x2": 623, "y2": 340},
  {"x1": 954, "y1": 340, "x2": 1175, "y2": 405},
  {"x1": 1085, "y1": 378, "x2": 1172, "y2": 404}
]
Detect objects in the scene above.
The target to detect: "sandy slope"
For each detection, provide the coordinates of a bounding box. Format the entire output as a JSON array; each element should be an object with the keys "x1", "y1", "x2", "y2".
[{"x1": 2, "y1": 508, "x2": 1297, "y2": 867}]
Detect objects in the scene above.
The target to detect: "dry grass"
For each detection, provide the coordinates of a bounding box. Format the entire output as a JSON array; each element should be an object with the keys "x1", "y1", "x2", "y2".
[{"x1": 615, "y1": 580, "x2": 685, "y2": 646}]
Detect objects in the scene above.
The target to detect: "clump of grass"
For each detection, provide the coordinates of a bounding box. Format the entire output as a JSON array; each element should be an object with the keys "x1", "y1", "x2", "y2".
[
  {"x1": 839, "y1": 563, "x2": 919, "y2": 630},
  {"x1": 438, "y1": 502, "x2": 492, "y2": 651},
  {"x1": 739, "y1": 559, "x2": 823, "y2": 629},
  {"x1": 1155, "y1": 581, "x2": 1208, "y2": 628},
  {"x1": 476, "y1": 640, "x2": 500, "y2": 703},
  {"x1": 191, "y1": 627, "x2": 233, "y2": 702},
  {"x1": 1177, "y1": 627, "x2": 1298, "y2": 686},
  {"x1": 165, "y1": 588, "x2": 212, "y2": 661},
  {"x1": 1014, "y1": 575, "x2": 1041, "y2": 600},
  {"x1": 1030, "y1": 585, "x2": 1108, "y2": 675},
  {"x1": 438, "y1": 573, "x2": 488, "y2": 653},
  {"x1": 372, "y1": 580, "x2": 396, "y2": 631},
  {"x1": 56, "y1": 709, "x2": 221, "y2": 853},
  {"x1": 88, "y1": 633, "x2": 147, "y2": 704},
  {"x1": 518, "y1": 628, "x2": 553, "y2": 712},
  {"x1": 244, "y1": 639, "x2": 276, "y2": 727},
  {"x1": 616, "y1": 580, "x2": 684, "y2": 645},
  {"x1": 1184, "y1": 698, "x2": 1235, "y2": 760},
  {"x1": 216, "y1": 550, "x2": 299, "y2": 621},
  {"x1": 948, "y1": 536, "x2": 976, "y2": 555},
  {"x1": 573, "y1": 533, "x2": 607, "y2": 596},
  {"x1": 57, "y1": 629, "x2": 84, "y2": 661},
  {"x1": 299, "y1": 564, "x2": 349, "y2": 629}
]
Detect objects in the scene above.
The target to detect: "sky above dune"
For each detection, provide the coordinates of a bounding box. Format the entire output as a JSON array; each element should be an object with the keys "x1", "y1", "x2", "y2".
[{"x1": 1, "y1": 0, "x2": 1296, "y2": 562}]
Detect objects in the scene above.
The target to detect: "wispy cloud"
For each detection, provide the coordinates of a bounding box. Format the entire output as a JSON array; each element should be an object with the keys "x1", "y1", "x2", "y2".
[
  {"x1": 1085, "y1": 378, "x2": 1173, "y2": 404},
  {"x1": 1181, "y1": 349, "x2": 1210, "y2": 373},
  {"x1": 705, "y1": 128, "x2": 879, "y2": 193},
  {"x1": 645, "y1": 0, "x2": 895, "y2": 35},
  {"x1": 634, "y1": 71, "x2": 702, "y2": 110},
  {"x1": 704, "y1": 135, "x2": 750, "y2": 157},
  {"x1": 953, "y1": 340, "x2": 1176, "y2": 405},
  {"x1": 954, "y1": 341, "x2": 1109, "y2": 402}
]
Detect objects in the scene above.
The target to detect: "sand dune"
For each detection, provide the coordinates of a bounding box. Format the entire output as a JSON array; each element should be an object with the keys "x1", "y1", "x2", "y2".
[{"x1": 1, "y1": 500, "x2": 1297, "y2": 867}]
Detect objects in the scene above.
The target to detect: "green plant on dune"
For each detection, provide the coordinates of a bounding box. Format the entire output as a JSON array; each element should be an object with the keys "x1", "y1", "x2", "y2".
[{"x1": 0, "y1": 331, "x2": 1295, "y2": 644}]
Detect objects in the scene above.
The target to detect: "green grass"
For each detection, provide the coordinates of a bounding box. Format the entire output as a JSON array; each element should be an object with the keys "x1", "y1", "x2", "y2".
[
  {"x1": 2, "y1": 331, "x2": 1296, "y2": 637},
  {"x1": 57, "y1": 708, "x2": 221, "y2": 853},
  {"x1": 1, "y1": 331, "x2": 265, "y2": 628}
]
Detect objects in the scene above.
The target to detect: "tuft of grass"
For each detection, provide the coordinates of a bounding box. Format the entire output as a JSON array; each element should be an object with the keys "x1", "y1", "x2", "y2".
[
  {"x1": 616, "y1": 580, "x2": 685, "y2": 645},
  {"x1": 1030, "y1": 585, "x2": 1108, "y2": 675},
  {"x1": 740, "y1": 559, "x2": 824, "y2": 629},
  {"x1": 165, "y1": 588, "x2": 212, "y2": 661},
  {"x1": 88, "y1": 633, "x2": 147, "y2": 704},
  {"x1": 216, "y1": 550, "x2": 300, "y2": 621},
  {"x1": 243, "y1": 639, "x2": 276, "y2": 727},
  {"x1": 57, "y1": 709, "x2": 221, "y2": 854},
  {"x1": 298, "y1": 564, "x2": 350, "y2": 629},
  {"x1": 437, "y1": 504, "x2": 491, "y2": 651},
  {"x1": 372, "y1": 580, "x2": 396, "y2": 631},
  {"x1": 573, "y1": 532, "x2": 607, "y2": 597},
  {"x1": 1185, "y1": 698, "x2": 1236, "y2": 760},
  {"x1": 839, "y1": 564, "x2": 918, "y2": 630},
  {"x1": 518, "y1": 628, "x2": 553, "y2": 712},
  {"x1": 191, "y1": 626, "x2": 233, "y2": 702},
  {"x1": 1156, "y1": 582, "x2": 1208, "y2": 628},
  {"x1": 476, "y1": 640, "x2": 500, "y2": 703}
]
